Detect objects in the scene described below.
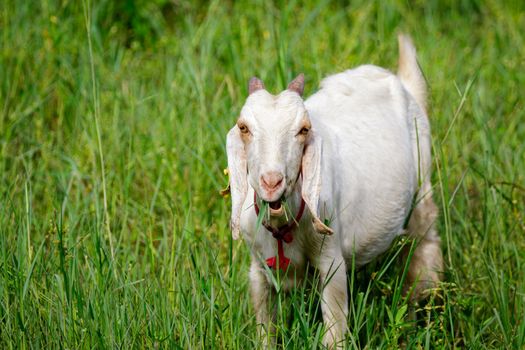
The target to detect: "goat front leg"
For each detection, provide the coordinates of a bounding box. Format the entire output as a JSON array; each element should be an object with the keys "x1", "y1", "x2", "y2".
[
  {"x1": 249, "y1": 260, "x2": 275, "y2": 347},
  {"x1": 318, "y1": 257, "x2": 348, "y2": 349}
]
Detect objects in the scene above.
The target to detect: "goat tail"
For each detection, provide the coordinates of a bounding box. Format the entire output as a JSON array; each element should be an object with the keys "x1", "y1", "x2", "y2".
[{"x1": 397, "y1": 33, "x2": 427, "y2": 113}]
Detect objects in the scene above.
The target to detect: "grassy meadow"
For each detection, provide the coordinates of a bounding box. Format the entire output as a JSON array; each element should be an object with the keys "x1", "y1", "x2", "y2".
[{"x1": 1, "y1": 0, "x2": 524, "y2": 348}]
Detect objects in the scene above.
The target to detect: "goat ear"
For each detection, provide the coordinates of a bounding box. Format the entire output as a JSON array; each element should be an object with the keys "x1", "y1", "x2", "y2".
[
  {"x1": 301, "y1": 130, "x2": 334, "y2": 235},
  {"x1": 226, "y1": 126, "x2": 248, "y2": 240},
  {"x1": 287, "y1": 73, "x2": 305, "y2": 96},
  {"x1": 249, "y1": 77, "x2": 265, "y2": 95}
]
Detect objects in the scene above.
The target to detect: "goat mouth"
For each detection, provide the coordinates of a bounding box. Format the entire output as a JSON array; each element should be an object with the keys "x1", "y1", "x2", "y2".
[{"x1": 267, "y1": 199, "x2": 284, "y2": 217}]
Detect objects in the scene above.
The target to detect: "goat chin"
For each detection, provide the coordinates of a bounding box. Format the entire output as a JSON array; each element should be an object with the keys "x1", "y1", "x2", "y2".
[{"x1": 269, "y1": 205, "x2": 284, "y2": 217}]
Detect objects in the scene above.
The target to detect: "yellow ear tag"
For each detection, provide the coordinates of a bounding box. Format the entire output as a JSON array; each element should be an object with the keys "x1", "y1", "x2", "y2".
[{"x1": 219, "y1": 168, "x2": 231, "y2": 198}]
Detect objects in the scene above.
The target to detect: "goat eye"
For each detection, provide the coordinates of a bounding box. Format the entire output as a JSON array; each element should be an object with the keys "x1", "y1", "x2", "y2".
[
  {"x1": 299, "y1": 127, "x2": 310, "y2": 135},
  {"x1": 238, "y1": 124, "x2": 250, "y2": 134}
]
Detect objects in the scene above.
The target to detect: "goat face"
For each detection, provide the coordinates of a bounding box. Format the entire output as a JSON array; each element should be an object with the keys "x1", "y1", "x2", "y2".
[
  {"x1": 226, "y1": 75, "x2": 333, "y2": 239},
  {"x1": 239, "y1": 83, "x2": 310, "y2": 205}
]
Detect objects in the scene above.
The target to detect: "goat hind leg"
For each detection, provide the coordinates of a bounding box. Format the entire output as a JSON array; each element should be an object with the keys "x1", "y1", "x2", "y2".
[{"x1": 402, "y1": 195, "x2": 443, "y2": 302}]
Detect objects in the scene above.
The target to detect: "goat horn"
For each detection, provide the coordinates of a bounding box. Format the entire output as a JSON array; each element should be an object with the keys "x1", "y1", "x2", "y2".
[
  {"x1": 287, "y1": 73, "x2": 305, "y2": 96},
  {"x1": 249, "y1": 77, "x2": 265, "y2": 94}
]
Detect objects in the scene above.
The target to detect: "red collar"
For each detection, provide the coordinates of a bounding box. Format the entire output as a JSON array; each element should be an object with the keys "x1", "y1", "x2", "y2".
[{"x1": 253, "y1": 192, "x2": 306, "y2": 271}]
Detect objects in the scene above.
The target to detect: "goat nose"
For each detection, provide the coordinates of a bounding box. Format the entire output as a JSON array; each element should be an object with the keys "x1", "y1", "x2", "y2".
[{"x1": 261, "y1": 172, "x2": 284, "y2": 190}]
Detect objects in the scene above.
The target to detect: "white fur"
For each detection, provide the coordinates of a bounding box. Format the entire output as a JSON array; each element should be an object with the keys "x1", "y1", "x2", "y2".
[{"x1": 226, "y1": 34, "x2": 443, "y2": 348}]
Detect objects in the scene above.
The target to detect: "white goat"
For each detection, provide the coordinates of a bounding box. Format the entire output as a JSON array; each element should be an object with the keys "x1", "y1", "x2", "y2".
[{"x1": 226, "y1": 34, "x2": 443, "y2": 347}]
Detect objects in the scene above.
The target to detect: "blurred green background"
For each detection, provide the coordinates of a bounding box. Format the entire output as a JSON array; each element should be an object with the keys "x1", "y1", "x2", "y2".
[{"x1": 1, "y1": 0, "x2": 524, "y2": 348}]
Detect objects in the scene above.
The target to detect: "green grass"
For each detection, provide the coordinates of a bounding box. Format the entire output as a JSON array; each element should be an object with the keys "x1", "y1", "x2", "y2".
[{"x1": 1, "y1": 0, "x2": 524, "y2": 348}]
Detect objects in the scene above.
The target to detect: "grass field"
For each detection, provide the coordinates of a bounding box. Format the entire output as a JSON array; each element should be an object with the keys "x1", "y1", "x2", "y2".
[{"x1": 1, "y1": 0, "x2": 524, "y2": 348}]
